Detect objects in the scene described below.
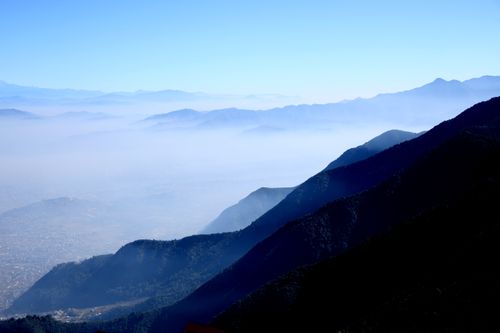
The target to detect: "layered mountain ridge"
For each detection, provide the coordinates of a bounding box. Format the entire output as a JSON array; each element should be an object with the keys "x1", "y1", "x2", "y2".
[{"x1": 1, "y1": 97, "x2": 499, "y2": 333}]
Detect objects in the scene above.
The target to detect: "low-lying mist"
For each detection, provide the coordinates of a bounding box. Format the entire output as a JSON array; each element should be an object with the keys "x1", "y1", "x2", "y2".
[{"x1": 1, "y1": 116, "x2": 410, "y2": 232}]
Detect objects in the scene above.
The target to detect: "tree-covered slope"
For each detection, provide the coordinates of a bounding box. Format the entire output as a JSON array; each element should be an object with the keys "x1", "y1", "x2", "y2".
[
  {"x1": 145, "y1": 125, "x2": 500, "y2": 333},
  {"x1": 214, "y1": 147, "x2": 500, "y2": 332}
]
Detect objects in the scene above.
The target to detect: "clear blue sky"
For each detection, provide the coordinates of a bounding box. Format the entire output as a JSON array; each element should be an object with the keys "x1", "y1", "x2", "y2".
[{"x1": 1, "y1": 0, "x2": 499, "y2": 101}]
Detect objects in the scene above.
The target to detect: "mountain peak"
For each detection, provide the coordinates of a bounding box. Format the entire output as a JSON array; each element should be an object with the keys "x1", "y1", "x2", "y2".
[
  {"x1": 432, "y1": 77, "x2": 447, "y2": 83},
  {"x1": 324, "y1": 129, "x2": 420, "y2": 171}
]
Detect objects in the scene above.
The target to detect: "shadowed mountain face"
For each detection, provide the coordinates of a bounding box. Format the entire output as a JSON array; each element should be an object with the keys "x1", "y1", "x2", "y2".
[
  {"x1": 201, "y1": 187, "x2": 295, "y2": 234},
  {"x1": 213, "y1": 143, "x2": 500, "y2": 332},
  {"x1": 143, "y1": 124, "x2": 500, "y2": 333},
  {"x1": 7, "y1": 97, "x2": 500, "y2": 321}
]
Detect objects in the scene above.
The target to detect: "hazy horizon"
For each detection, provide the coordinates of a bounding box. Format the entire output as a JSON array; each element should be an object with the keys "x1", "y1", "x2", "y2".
[{"x1": 1, "y1": 1, "x2": 500, "y2": 102}]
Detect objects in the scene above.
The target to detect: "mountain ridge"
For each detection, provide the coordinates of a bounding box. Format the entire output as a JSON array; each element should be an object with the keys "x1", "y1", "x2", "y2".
[{"x1": 214, "y1": 158, "x2": 500, "y2": 332}]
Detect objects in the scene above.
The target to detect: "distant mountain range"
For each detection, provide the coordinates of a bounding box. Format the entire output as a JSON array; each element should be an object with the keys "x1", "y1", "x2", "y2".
[
  {"x1": 2, "y1": 76, "x2": 500, "y2": 130},
  {"x1": 144, "y1": 76, "x2": 500, "y2": 130},
  {"x1": 0, "y1": 80, "x2": 294, "y2": 109},
  {"x1": 0, "y1": 108, "x2": 39, "y2": 120},
  {"x1": 0, "y1": 108, "x2": 116, "y2": 122},
  {"x1": 0, "y1": 80, "x2": 198, "y2": 105}
]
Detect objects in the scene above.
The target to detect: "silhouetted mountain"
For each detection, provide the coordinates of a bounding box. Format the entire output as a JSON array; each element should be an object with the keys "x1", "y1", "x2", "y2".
[
  {"x1": 324, "y1": 129, "x2": 420, "y2": 171},
  {"x1": 0, "y1": 108, "x2": 39, "y2": 120},
  {"x1": 8, "y1": 97, "x2": 500, "y2": 323},
  {"x1": 201, "y1": 187, "x2": 295, "y2": 234},
  {"x1": 146, "y1": 76, "x2": 500, "y2": 130},
  {"x1": 213, "y1": 135, "x2": 500, "y2": 332}
]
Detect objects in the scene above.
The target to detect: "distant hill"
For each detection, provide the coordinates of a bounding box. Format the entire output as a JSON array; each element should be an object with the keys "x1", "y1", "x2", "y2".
[
  {"x1": 144, "y1": 108, "x2": 200, "y2": 123},
  {"x1": 9, "y1": 97, "x2": 500, "y2": 322},
  {"x1": 0, "y1": 198, "x2": 129, "y2": 311},
  {"x1": 0, "y1": 109, "x2": 115, "y2": 122},
  {"x1": 0, "y1": 108, "x2": 39, "y2": 120},
  {"x1": 201, "y1": 187, "x2": 295, "y2": 234}
]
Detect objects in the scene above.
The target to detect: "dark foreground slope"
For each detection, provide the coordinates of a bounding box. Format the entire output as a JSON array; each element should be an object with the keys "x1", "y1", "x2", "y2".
[
  {"x1": 214, "y1": 136, "x2": 500, "y2": 332},
  {"x1": 143, "y1": 124, "x2": 500, "y2": 332},
  {"x1": 9, "y1": 98, "x2": 500, "y2": 319}
]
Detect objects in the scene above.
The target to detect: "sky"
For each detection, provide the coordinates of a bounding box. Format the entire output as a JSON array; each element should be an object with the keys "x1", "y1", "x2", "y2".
[{"x1": 1, "y1": 0, "x2": 500, "y2": 102}]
